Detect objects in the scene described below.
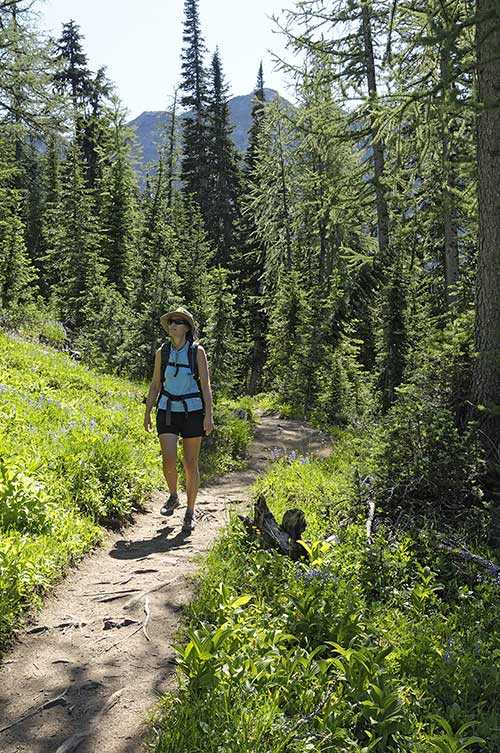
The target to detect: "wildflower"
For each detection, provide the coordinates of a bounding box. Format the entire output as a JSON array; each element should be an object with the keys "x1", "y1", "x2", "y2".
[
  {"x1": 299, "y1": 455, "x2": 309, "y2": 465},
  {"x1": 443, "y1": 651, "x2": 453, "y2": 664},
  {"x1": 304, "y1": 568, "x2": 322, "y2": 583},
  {"x1": 288, "y1": 450, "x2": 297, "y2": 461}
]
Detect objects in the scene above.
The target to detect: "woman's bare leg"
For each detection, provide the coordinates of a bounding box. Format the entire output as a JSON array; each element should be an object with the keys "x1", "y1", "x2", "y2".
[
  {"x1": 159, "y1": 433, "x2": 178, "y2": 493},
  {"x1": 182, "y1": 436, "x2": 202, "y2": 512}
]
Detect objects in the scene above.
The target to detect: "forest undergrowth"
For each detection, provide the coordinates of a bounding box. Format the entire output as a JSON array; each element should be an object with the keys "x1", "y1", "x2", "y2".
[
  {"x1": 0, "y1": 331, "x2": 253, "y2": 650},
  {"x1": 150, "y1": 315, "x2": 499, "y2": 753},
  {"x1": 151, "y1": 424, "x2": 499, "y2": 753}
]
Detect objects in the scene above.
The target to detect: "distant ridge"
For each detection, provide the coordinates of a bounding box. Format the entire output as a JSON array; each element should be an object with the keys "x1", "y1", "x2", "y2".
[{"x1": 128, "y1": 88, "x2": 288, "y2": 175}]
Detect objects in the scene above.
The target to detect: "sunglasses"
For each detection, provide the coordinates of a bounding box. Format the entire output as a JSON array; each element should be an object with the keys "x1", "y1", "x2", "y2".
[{"x1": 168, "y1": 318, "x2": 188, "y2": 326}]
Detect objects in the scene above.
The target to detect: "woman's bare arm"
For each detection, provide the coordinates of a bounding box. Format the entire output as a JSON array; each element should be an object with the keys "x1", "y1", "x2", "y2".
[
  {"x1": 197, "y1": 345, "x2": 214, "y2": 434},
  {"x1": 144, "y1": 349, "x2": 162, "y2": 431}
]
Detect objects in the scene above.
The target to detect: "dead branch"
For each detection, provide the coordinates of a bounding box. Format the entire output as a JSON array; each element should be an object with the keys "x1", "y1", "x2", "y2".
[
  {"x1": 25, "y1": 621, "x2": 86, "y2": 634},
  {"x1": 88, "y1": 589, "x2": 141, "y2": 603},
  {"x1": 123, "y1": 579, "x2": 175, "y2": 609},
  {"x1": 437, "y1": 541, "x2": 500, "y2": 578},
  {"x1": 366, "y1": 500, "x2": 376, "y2": 545},
  {"x1": 284, "y1": 677, "x2": 340, "y2": 740},
  {"x1": 142, "y1": 597, "x2": 151, "y2": 641}
]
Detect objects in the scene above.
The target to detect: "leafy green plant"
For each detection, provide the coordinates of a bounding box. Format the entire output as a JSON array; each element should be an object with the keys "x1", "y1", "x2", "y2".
[
  {"x1": 0, "y1": 459, "x2": 55, "y2": 534},
  {"x1": 424, "y1": 717, "x2": 484, "y2": 753}
]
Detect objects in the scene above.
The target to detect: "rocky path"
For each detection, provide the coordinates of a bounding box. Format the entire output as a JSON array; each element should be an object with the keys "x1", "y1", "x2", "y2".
[{"x1": 0, "y1": 415, "x2": 330, "y2": 753}]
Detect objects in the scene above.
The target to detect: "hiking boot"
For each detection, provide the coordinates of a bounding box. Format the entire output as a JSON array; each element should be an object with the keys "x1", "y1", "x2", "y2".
[
  {"x1": 181, "y1": 509, "x2": 195, "y2": 533},
  {"x1": 160, "y1": 493, "x2": 180, "y2": 516}
]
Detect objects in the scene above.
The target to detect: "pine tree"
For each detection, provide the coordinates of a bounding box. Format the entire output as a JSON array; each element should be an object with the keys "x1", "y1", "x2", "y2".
[
  {"x1": 179, "y1": 0, "x2": 210, "y2": 214},
  {"x1": 170, "y1": 190, "x2": 213, "y2": 317},
  {"x1": 0, "y1": 134, "x2": 35, "y2": 310},
  {"x1": 54, "y1": 140, "x2": 104, "y2": 326},
  {"x1": 98, "y1": 99, "x2": 139, "y2": 292},
  {"x1": 204, "y1": 266, "x2": 239, "y2": 393},
  {"x1": 54, "y1": 21, "x2": 113, "y2": 189},
  {"x1": 38, "y1": 134, "x2": 65, "y2": 300},
  {"x1": 239, "y1": 64, "x2": 268, "y2": 395},
  {"x1": 245, "y1": 62, "x2": 265, "y2": 174},
  {"x1": 205, "y1": 49, "x2": 241, "y2": 264},
  {"x1": 53, "y1": 20, "x2": 91, "y2": 107}
]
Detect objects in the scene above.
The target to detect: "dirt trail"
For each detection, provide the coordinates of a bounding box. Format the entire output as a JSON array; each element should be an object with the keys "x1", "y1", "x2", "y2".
[{"x1": 0, "y1": 414, "x2": 330, "y2": 753}]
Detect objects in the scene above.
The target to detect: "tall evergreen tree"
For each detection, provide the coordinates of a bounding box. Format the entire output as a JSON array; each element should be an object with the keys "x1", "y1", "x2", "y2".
[
  {"x1": 0, "y1": 134, "x2": 34, "y2": 309},
  {"x1": 205, "y1": 49, "x2": 241, "y2": 264},
  {"x1": 472, "y1": 0, "x2": 500, "y2": 465},
  {"x1": 98, "y1": 99, "x2": 139, "y2": 292},
  {"x1": 54, "y1": 140, "x2": 104, "y2": 326},
  {"x1": 180, "y1": 0, "x2": 210, "y2": 214},
  {"x1": 53, "y1": 20, "x2": 91, "y2": 108},
  {"x1": 239, "y1": 64, "x2": 268, "y2": 395},
  {"x1": 38, "y1": 134, "x2": 65, "y2": 300}
]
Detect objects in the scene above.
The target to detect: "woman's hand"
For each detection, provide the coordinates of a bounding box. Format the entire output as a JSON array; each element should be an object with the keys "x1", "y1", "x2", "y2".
[
  {"x1": 144, "y1": 412, "x2": 153, "y2": 433},
  {"x1": 203, "y1": 414, "x2": 214, "y2": 435}
]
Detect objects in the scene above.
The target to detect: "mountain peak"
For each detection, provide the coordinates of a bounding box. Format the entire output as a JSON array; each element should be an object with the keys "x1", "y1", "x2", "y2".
[{"x1": 128, "y1": 89, "x2": 288, "y2": 171}]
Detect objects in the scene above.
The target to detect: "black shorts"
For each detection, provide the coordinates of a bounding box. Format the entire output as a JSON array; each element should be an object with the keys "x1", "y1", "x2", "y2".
[{"x1": 156, "y1": 409, "x2": 205, "y2": 438}]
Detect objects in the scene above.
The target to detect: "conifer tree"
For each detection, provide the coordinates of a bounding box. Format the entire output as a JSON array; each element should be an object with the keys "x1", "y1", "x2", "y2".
[
  {"x1": 472, "y1": 0, "x2": 500, "y2": 462},
  {"x1": 239, "y1": 64, "x2": 268, "y2": 394},
  {"x1": 38, "y1": 134, "x2": 65, "y2": 300},
  {"x1": 170, "y1": 190, "x2": 213, "y2": 317},
  {"x1": 205, "y1": 49, "x2": 241, "y2": 264},
  {"x1": 179, "y1": 0, "x2": 210, "y2": 215},
  {"x1": 0, "y1": 134, "x2": 34, "y2": 309},
  {"x1": 245, "y1": 62, "x2": 265, "y2": 174},
  {"x1": 53, "y1": 20, "x2": 91, "y2": 109},
  {"x1": 98, "y1": 99, "x2": 139, "y2": 292},
  {"x1": 54, "y1": 140, "x2": 104, "y2": 326},
  {"x1": 54, "y1": 22, "x2": 113, "y2": 189},
  {"x1": 204, "y1": 266, "x2": 239, "y2": 393}
]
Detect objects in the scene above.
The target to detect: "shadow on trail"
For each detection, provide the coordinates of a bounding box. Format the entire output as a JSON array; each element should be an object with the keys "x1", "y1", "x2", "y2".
[
  {"x1": 109, "y1": 523, "x2": 192, "y2": 561},
  {"x1": 0, "y1": 649, "x2": 123, "y2": 753}
]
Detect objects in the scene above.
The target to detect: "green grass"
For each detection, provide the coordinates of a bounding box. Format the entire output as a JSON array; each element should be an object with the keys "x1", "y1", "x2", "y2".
[
  {"x1": 150, "y1": 426, "x2": 500, "y2": 753},
  {"x1": 0, "y1": 332, "x2": 254, "y2": 650}
]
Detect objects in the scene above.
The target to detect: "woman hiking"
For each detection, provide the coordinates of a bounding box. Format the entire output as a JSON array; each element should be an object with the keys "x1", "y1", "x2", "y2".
[{"x1": 144, "y1": 306, "x2": 214, "y2": 534}]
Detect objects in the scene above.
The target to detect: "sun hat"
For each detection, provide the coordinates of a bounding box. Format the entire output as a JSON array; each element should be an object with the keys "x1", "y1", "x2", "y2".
[{"x1": 160, "y1": 306, "x2": 196, "y2": 334}]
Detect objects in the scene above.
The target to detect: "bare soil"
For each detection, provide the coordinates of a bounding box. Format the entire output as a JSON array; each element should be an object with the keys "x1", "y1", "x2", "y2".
[{"x1": 0, "y1": 414, "x2": 331, "y2": 753}]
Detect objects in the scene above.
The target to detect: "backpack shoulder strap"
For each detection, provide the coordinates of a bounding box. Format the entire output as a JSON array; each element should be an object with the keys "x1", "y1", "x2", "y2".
[
  {"x1": 160, "y1": 341, "x2": 171, "y2": 384},
  {"x1": 188, "y1": 340, "x2": 199, "y2": 379}
]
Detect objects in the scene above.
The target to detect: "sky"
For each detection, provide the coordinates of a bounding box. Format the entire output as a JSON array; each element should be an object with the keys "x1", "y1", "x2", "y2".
[{"x1": 36, "y1": 0, "x2": 296, "y2": 120}]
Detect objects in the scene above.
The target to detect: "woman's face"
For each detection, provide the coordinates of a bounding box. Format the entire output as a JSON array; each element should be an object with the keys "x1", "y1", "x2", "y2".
[{"x1": 168, "y1": 318, "x2": 189, "y2": 336}]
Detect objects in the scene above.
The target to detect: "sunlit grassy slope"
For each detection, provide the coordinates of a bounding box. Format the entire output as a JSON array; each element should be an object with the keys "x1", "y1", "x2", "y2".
[
  {"x1": 0, "y1": 332, "x2": 253, "y2": 649},
  {"x1": 0, "y1": 332, "x2": 165, "y2": 646}
]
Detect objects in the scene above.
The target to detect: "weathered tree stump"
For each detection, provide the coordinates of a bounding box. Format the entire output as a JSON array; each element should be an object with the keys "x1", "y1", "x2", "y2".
[{"x1": 239, "y1": 494, "x2": 307, "y2": 560}]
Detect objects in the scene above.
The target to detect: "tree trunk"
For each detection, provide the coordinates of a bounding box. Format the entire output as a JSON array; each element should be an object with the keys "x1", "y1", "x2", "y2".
[
  {"x1": 473, "y1": 0, "x2": 500, "y2": 463},
  {"x1": 440, "y1": 47, "x2": 459, "y2": 308},
  {"x1": 361, "y1": 1, "x2": 389, "y2": 258},
  {"x1": 166, "y1": 88, "x2": 178, "y2": 209}
]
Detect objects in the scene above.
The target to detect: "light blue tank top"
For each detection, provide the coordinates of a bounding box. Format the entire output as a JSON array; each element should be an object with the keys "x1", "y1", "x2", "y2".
[{"x1": 157, "y1": 341, "x2": 203, "y2": 413}]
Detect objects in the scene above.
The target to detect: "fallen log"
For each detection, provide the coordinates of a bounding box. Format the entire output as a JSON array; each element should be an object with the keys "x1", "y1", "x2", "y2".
[
  {"x1": 239, "y1": 494, "x2": 307, "y2": 560},
  {"x1": 437, "y1": 541, "x2": 500, "y2": 579}
]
